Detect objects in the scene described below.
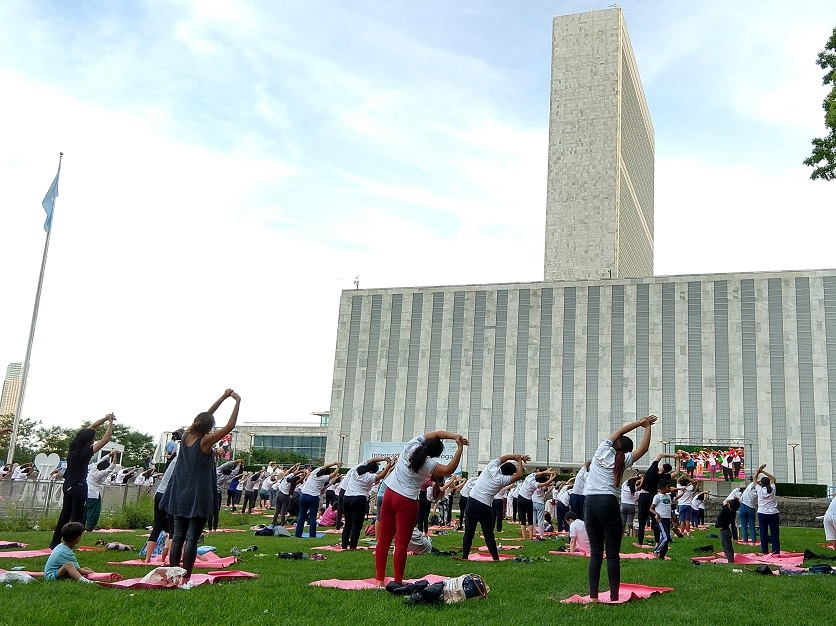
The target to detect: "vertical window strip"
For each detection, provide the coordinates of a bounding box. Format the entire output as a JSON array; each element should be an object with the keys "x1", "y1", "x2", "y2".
[
  {"x1": 586, "y1": 286, "x2": 601, "y2": 458},
  {"x1": 740, "y1": 280, "x2": 758, "y2": 462},
  {"x1": 713, "y1": 281, "x2": 731, "y2": 440},
  {"x1": 425, "y1": 293, "x2": 444, "y2": 433},
  {"x1": 403, "y1": 294, "x2": 423, "y2": 438},
  {"x1": 539, "y1": 288, "x2": 554, "y2": 451},
  {"x1": 381, "y1": 295, "x2": 402, "y2": 442},
  {"x1": 823, "y1": 277, "x2": 836, "y2": 485},
  {"x1": 515, "y1": 290, "x2": 530, "y2": 454},
  {"x1": 447, "y1": 292, "x2": 465, "y2": 434},
  {"x1": 795, "y1": 277, "x2": 816, "y2": 481},
  {"x1": 767, "y1": 279, "x2": 788, "y2": 478},
  {"x1": 610, "y1": 285, "x2": 625, "y2": 432},
  {"x1": 661, "y1": 283, "x2": 676, "y2": 441},
  {"x1": 469, "y1": 292, "x2": 487, "y2": 461},
  {"x1": 636, "y1": 284, "x2": 650, "y2": 417},
  {"x1": 360, "y1": 295, "x2": 382, "y2": 447},
  {"x1": 561, "y1": 288, "x2": 577, "y2": 459},
  {"x1": 687, "y1": 282, "x2": 703, "y2": 439},
  {"x1": 342, "y1": 296, "x2": 363, "y2": 436},
  {"x1": 491, "y1": 291, "x2": 509, "y2": 458}
]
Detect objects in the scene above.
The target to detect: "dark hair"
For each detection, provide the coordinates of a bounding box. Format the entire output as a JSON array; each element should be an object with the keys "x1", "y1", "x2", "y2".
[
  {"x1": 357, "y1": 462, "x2": 380, "y2": 476},
  {"x1": 96, "y1": 458, "x2": 111, "y2": 471},
  {"x1": 612, "y1": 436, "x2": 634, "y2": 489},
  {"x1": 69, "y1": 428, "x2": 96, "y2": 453},
  {"x1": 316, "y1": 466, "x2": 331, "y2": 477},
  {"x1": 565, "y1": 510, "x2": 577, "y2": 523},
  {"x1": 627, "y1": 477, "x2": 637, "y2": 494},
  {"x1": 186, "y1": 413, "x2": 215, "y2": 437},
  {"x1": 661, "y1": 463, "x2": 673, "y2": 473},
  {"x1": 500, "y1": 461, "x2": 516, "y2": 476},
  {"x1": 535, "y1": 473, "x2": 549, "y2": 483},
  {"x1": 728, "y1": 498, "x2": 741, "y2": 512},
  {"x1": 658, "y1": 479, "x2": 671, "y2": 489},
  {"x1": 172, "y1": 428, "x2": 184, "y2": 441},
  {"x1": 759, "y1": 476, "x2": 772, "y2": 493},
  {"x1": 408, "y1": 437, "x2": 444, "y2": 473},
  {"x1": 221, "y1": 466, "x2": 233, "y2": 475},
  {"x1": 61, "y1": 521, "x2": 85, "y2": 543},
  {"x1": 679, "y1": 477, "x2": 689, "y2": 486}
]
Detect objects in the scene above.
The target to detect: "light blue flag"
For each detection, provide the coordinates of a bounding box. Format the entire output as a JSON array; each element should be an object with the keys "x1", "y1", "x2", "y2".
[{"x1": 42, "y1": 165, "x2": 61, "y2": 233}]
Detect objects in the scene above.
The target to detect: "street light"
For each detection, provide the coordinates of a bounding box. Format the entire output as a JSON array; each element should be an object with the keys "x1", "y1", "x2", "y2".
[
  {"x1": 247, "y1": 432, "x2": 256, "y2": 465},
  {"x1": 788, "y1": 443, "x2": 800, "y2": 483},
  {"x1": 339, "y1": 433, "x2": 348, "y2": 463},
  {"x1": 660, "y1": 440, "x2": 669, "y2": 454},
  {"x1": 544, "y1": 437, "x2": 554, "y2": 468}
]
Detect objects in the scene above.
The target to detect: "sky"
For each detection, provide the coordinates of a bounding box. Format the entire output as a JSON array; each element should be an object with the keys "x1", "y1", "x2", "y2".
[{"x1": 1, "y1": 0, "x2": 835, "y2": 440}]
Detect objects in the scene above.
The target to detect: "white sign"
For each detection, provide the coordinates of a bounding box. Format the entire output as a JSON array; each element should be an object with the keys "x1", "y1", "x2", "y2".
[{"x1": 362, "y1": 441, "x2": 462, "y2": 474}]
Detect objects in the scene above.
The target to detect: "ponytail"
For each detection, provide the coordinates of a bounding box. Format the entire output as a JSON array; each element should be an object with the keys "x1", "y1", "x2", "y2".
[
  {"x1": 612, "y1": 436, "x2": 634, "y2": 489},
  {"x1": 408, "y1": 437, "x2": 444, "y2": 473}
]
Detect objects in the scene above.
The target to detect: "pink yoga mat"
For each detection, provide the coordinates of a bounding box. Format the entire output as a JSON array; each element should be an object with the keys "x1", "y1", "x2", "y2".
[
  {"x1": 691, "y1": 552, "x2": 804, "y2": 566},
  {"x1": 478, "y1": 545, "x2": 523, "y2": 551},
  {"x1": 458, "y1": 552, "x2": 516, "y2": 561},
  {"x1": 312, "y1": 545, "x2": 373, "y2": 552},
  {"x1": 204, "y1": 528, "x2": 246, "y2": 533},
  {"x1": 107, "y1": 554, "x2": 238, "y2": 568},
  {"x1": 0, "y1": 548, "x2": 52, "y2": 558},
  {"x1": 0, "y1": 541, "x2": 27, "y2": 549},
  {"x1": 90, "y1": 529, "x2": 135, "y2": 533},
  {"x1": 561, "y1": 583, "x2": 674, "y2": 604},
  {"x1": 309, "y1": 574, "x2": 446, "y2": 590},
  {"x1": 95, "y1": 569, "x2": 257, "y2": 589}
]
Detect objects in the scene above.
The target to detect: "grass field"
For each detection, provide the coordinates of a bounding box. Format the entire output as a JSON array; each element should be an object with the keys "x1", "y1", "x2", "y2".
[{"x1": 1, "y1": 509, "x2": 834, "y2": 626}]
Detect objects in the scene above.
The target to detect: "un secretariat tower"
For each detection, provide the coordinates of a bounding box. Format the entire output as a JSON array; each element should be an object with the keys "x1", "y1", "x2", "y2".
[{"x1": 544, "y1": 8, "x2": 654, "y2": 281}]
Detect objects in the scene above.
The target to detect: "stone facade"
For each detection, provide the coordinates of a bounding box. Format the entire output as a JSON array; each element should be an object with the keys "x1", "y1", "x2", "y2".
[
  {"x1": 544, "y1": 8, "x2": 654, "y2": 282},
  {"x1": 328, "y1": 269, "x2": 836, "y2": 486}
]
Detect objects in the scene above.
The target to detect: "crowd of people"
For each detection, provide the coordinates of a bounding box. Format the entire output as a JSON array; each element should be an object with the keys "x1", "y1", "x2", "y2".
[{"x1": 9, "y1": 408, "x2": 834, "y2": 594}]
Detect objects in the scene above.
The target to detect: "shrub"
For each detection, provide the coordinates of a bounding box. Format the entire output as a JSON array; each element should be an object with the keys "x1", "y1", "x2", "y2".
[
  {"x1": 779, "y1": 483, "x2": 827, "y2": 498},
  {"x1": 104, "y1": 496, "x2": 155, "y2": 529}
]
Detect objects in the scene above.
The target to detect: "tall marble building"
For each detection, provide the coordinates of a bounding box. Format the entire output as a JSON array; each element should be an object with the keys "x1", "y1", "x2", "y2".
[
  {"x1": 0, "y1": 362, "x2": 23, "y2": 417},
  {"x1": 544, "y1": 9, "x2": 654, "y2": 281}
]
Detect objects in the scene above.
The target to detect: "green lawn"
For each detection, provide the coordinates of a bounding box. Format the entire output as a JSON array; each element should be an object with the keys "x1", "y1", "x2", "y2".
[{"x1": 1, "y1": 511, "x2": 834, "y2": 626}]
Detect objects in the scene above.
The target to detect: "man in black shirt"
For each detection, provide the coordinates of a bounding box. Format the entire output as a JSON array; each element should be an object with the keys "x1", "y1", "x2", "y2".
[{"x1": 716, "y1": 498, "x2": 741, "y2": 563}]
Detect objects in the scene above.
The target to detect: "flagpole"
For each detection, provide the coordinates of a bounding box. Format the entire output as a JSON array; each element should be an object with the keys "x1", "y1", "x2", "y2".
[{"x1": 6, "y1": 153, "x2": 62, "y2": 465}]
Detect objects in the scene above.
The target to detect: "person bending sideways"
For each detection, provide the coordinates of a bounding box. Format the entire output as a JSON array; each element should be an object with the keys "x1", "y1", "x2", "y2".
[
  {"x1": 374, "y1": 431, "x2": 467, "y2": 586},
  {"x1": 461, "y1": 454, "x2": 530, "y2": 560}
]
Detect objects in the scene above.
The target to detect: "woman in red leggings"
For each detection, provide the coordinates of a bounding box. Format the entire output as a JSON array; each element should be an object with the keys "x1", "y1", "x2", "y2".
[{"x1": 374, "y1": 430, "x2": 468, "y2": 585}]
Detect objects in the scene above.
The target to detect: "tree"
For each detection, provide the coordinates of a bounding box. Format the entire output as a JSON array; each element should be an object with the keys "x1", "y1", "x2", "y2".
[
  {"x1": 32, "y1": 422, "x2": 152, "y2": 466},
  {"x1": 249, "y1": 447, "x2": 310, "y2": 466},
  {"x1": 34, "y1": 424, "x2": 77, "y2": 459},
  {"x1": 0, "y1": 413, "x2": 42, "y2": 464},
  {"x1": 110, "y1": 423, "x2": 154, "y2": 467},
  {"x1": 804, "y1": 26, "x2": 836, "y2": 180}
]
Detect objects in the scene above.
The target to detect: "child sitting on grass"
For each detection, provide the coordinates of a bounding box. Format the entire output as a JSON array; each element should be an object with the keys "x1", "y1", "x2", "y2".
[{"x1": 44, "y1": 522, "x2": 97, "y2": 583}]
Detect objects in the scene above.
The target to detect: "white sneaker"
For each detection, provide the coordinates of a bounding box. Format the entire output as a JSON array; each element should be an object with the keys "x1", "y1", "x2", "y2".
[{"x1": 178, "y1": 581, "x2": 194, "y2": 590}]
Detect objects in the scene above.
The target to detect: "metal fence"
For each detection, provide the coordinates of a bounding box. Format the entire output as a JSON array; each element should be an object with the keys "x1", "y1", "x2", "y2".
[{"x1": 0, "y1": 478, "x2": 146, "y2": 520}]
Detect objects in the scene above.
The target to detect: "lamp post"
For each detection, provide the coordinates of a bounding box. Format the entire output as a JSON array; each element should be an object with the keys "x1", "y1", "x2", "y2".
[
  {"x1": 660, "y1": 440, "x2": 669, "y2": 455},
  {"x1": 788, "y1": 443, "x2": 800, "y2": 483},
  {"x1": 544, "y1": 437, "x2": 553, "y2": 468},
  {"x1": 247, "y1": 432, "x2": 256, "y2": 465},
  {"x1": 339, "y1": 433, "x2": 348, "y2": 463}
]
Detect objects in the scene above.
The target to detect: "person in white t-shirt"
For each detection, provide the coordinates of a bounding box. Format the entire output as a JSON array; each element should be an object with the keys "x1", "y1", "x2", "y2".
[
  {"x1": 650, "y1": 480, "x2": 673, "y2": 559},
  {"x1": 341, "y1": 456, "x2": 390, "y2": 550},
  {"x1": 570, "y1": 462, "x2": 590, "y2": 520},
  {"x1": 823, "y1": 492, "x2": 836, "y2": 550},
  {"x1": 565, "y1": 510, "x2": 590, "y2": 554},
  {"x1": 583, "y1": 414, "x2": 657, "y2": 603},
  {"x1": 675, "y1": 476, "x2": 696, "y2": 536},
  {"x1": 374, "y1": 430, "x2": 468, "y2": 586},
  {"x1": 461, "y1": 454, "x2": 529, "y2": 560},
  {"x1": 753, "y1": 464, "x2": 780, "y2": 555},
  {"x1": 456, "y1": 473, "x2": 479, "y2": 531},
  {"x1": 295, "y1": 462, "x2": 342, "y2": 538}
]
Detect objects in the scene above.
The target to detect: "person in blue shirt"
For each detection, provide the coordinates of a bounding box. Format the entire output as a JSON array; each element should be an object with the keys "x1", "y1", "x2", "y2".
[{"x1": 44, "y1": 522, "x2": 96, "y2": 583}]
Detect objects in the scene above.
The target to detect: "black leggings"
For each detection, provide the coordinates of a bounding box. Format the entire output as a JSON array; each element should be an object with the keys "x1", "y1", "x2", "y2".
[
  {"x1": 492, "y1": 499, "x2": 504, "y2": 532},
  {"x1": 584, "y1": 494, "x2": 623, "y2": 601},
  {"x1": 636, "y1": 491, "x2": 655, "y2": 545},
  {"x1": 518, "y1": 496, "x2": 534, "y2": 526},
  {"x1": 458, "y1": 496, "x2": 468, "y2": 528},
  {"x1": 335, "y1": 489, "x2": 345, "y2": 530},
  {"x1": 417, "y1": 492, "x2": 430, "y2": 533},
  {"x1": 242, "y1": 490, "x2": 257, "y2": 513},
  {"x1": 208, "y1": 491, "x2": 222, "y2": 531},
  {"x1": 272, "y1": 492, "x2": 290, "y2": 526},
  {"x1": 170, "y1": 515, "x2": 206, "y2": 578},
  {"x1": 226, "y1": 489, "x2": 236, "y2": 507},
  {"x1": 50, "y1": 483, "x2": 87, "y2": 549},
  {"x1": 149, "y1": 492, "x2": 174, "y2": 542},
  {"x1": 341, "y1": 495, "x2": 368, "y2": 549},
  {"x1": 462, "y1": 499, "x2": 499, "y2": 560}
]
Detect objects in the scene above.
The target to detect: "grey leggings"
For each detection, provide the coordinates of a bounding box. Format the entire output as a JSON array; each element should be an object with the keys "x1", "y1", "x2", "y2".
[{"x1": 620, "y1": 502, "x2": 635, "y2": 534}]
